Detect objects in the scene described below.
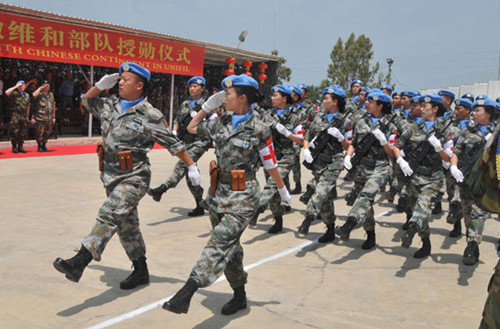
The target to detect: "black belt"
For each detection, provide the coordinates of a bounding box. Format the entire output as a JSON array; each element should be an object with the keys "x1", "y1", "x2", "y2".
[
  {"x1": 219, "y1": 171, "x2": 257, "y2": 184},
  {"x1": 104, "y1": 151, "x2": 147, "y2": 163}
]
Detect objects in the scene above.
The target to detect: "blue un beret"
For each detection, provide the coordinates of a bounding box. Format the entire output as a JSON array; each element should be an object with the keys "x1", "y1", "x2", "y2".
[
  {"x1": 119, "y1": 62, "x2": 151, "y2": 82},
  {"x1": 322, "y1": 85, "x2": 346, "y2": 99},
  {"x1": 410, "y1": 96, "x2": 420, "y2": 104},
  {"x1": 438, "y1": 90, "x2": 455, "y2": 98},
  {"x1": 461, "y1": 93, "x2": 474, "y2": 100},
  {"x1": 17, "y1": 80, "x2": 25, "y2": 85},
  {"x1": 475, "y1": 94, "x2": 488, "y2": 101},
  {"x1": 381, "y1": 84, "x2": 393, "y2": 92},
  {"x1": 359, "y1": 86, "x2": 371, "y2": 93},
  {"x1": 454, "y1": 98, "x2": 473, "y2": 109},
  {"x1": 415, "y1": 91, "x2": 422, "y2": 96},
  {"x1": 472, "y1": 98, "x2": 499, "y2": 110},
  {"x1": 187, "y1": 76, "x2": 206, "y2": 86},
  {"x1": 221, "y1": 74, "x2": 259, "y2": 90},
  {"x1": 392, "y1": 91, "x2": 400, "y2": 97},
  {"x1": 271, "y1": 85, "x2": 292, "y2": 96},
  {"x1": 350, "y1": 79, "x2": 363, "y2": 88},
  {"x1": 367, "y1": 91, "x2": 391, "y2": 104},
  {"x1": 298, "y1": 83, "x2": 307, "y2": 91},
  {"x1": 289, "y1": 85, "x2": 303, "y2": 97},
  {"x1": 401, "y1": 90, "x2": 417, "y2": 98},
  {"x1": 419, "y1": 93, "x2": 443, "y2": 105}
]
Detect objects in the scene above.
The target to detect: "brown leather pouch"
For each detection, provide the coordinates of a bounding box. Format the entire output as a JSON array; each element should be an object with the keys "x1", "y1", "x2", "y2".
[
  {"x1": 96, "y1": 142, "x2": 104, "y2": 172},
  {"x1": 231, "y1": 169, "x2": 246, "y2": 191},
  {"x1": 118, "y1": 150, "x2": 133, "y2": 170},
  {"x1": 209, "y1": 160, "x2": 219, "y2": 196}
]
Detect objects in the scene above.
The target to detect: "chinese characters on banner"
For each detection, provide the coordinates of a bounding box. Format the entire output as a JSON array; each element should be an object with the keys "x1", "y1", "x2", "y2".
[{"x1": 0, "y1": 11, "x2": 205, "y2": 76}]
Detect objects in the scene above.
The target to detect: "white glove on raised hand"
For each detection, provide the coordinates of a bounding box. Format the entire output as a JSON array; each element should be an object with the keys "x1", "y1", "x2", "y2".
[
  {"x1": 276, "y1": 123, "x2": 292, "y2": 137},
  {"x1": 172, "y1": 130, "x2": 178, "y2": 136},
  {"x1": 187, "y1": 163, "x2": 201, "y2": 186},
  {"x1": 396, "y1": 157, "x2": 413, "y2": 176},
  {"x1": 201, "y1": 90, "x2": 226, "y2": 113},
  {"x1": 278, "y1": 186, "x2": 292, "y2": 206},
  {"x1": 327, "y1": 127, "x2": 345, "y2": 142},
  {"x1": 428, "y1": 135, "x2": 443, "y2": 152},
  {"x1": 371, "y1": 128, "x2": 388, "y2": 146},
  {"x1": 344, "y1": 155, "x2": 352, "y2": 170},
  {"x1": 303, "y1": 148, "x2": 313, "y2": 163},
  {"x1": 442, "y1": 160, "x2": 451, "y2": 170},
  {"x1": 95, "y1": 73, "x2": 119, "y2": 90},
  {"x1": 450, "y1": 165, "x2": 464, "y2": 183}
]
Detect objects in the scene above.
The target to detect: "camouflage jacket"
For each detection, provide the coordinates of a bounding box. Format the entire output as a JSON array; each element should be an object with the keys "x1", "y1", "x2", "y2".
[
  {"x1": 35, "y1": 91, "x2": 55, "y2": 121},
  {"x1": 262, "y1": 107, "x2": 303, "y2": 159},
  {"x1": 197, "y1": 112, "x2": 272, "y2": 213},
  {"x1": 352, "y1": 113, "x2": 397, "y2": 164},
  {"x1": 454, "y1": 121, "x2": 497, "y2": 158},
  {"x1": 9, "y1": 90, "x2": 30, "y2": 117},
  {"x1": 82, "y1": 96, "x2": 185, "y2": 187},
  {"x1": 174, "y1": 98, "x2": 210, "y2": 148}
]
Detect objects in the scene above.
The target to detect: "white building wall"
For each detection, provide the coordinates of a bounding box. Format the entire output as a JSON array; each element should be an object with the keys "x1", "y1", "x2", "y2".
[{"x1": 420, "y1": 80, "x2": 500, "y2": 100}]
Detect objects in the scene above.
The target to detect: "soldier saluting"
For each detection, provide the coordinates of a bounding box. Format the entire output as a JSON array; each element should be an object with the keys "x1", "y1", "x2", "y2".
[{"x1": 53, "y1": 62, "x2": 200, "y2": 290}]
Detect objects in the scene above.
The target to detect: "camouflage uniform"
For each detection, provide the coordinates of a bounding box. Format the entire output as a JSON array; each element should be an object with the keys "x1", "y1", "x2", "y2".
[
  {"x1": 34, "y1": 91, "x2": 55, "y2": 144},
  {"x1": 81, "y1": 96, "x2": 186, "y2": 261},
  {"x1": 395, "y1": 120, "x2": 448, "y2": 239},
  {"x1": 454, "y1": 121, "x2": 496, "y2": 243},
  {"x1": 189, "y1": 112, "x2": 272, "y2": 288},
  {"x1": 347, "y1": 113, "x2": 396, "y2": 231},
  {"x1": 304, "y1": 110, "x2": 349, "y2": 224},
  {"x1": 258, "y1": 108, "x2": 303, "y2": 217},
  {"x1": 8, "y1": 89, "x2": 30, "y2": 144},
  {"x1": 291, "y1": 102, "x2": 312, "y2": 189},
  {"x1": 162, "y1": 99, "x2": 209, "y2": 204}
]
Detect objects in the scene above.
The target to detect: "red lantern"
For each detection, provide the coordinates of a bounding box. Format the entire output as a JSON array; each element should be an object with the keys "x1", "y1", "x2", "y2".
[
  {"x1": 225, "y1": 57, "x2": 236, "y2": 76},
  {"x1": 257, "y1": 63, "x2": 268, "y2": 84},
  {"x1": 224, "y1": 69, "x2": 235, "y2": 76},
  {"x1": 244, "y1": 72, "x2": 253, "y2": 77},
  {"x1": 243, "y1": 60, "x2": 253, "y2": 74}
]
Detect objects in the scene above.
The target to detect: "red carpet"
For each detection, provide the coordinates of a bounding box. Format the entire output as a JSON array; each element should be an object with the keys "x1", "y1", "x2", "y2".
[{"x1": 0, "y1": 143, "x2": 163, "y2": 159}]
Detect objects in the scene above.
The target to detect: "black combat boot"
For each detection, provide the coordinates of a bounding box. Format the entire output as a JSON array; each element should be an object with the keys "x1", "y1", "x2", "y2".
[
  {"x1": 250, "y1": 205, "x2": 265, "y2": 226},
  {"x1": 17, "y1": 142, "x2": 27, "y2": 153},
  {"x1": 221, "y1": 285, "x2": 247, "y2": 315},
  {"x1": 446, "y1": 201, "x2": 463, "y2": 224},
  {"x1": 37, "y1": 141, "x2": 43, "y2": 152},
  {"x1": 299, "y1": 185, "x2": 314, "y2": 205},
  {"x1": 462, "y1": 240, "x2": 480, "y2": 266},
  {"x1": 120, "y1": 256, "x2": 150, "y2": 290},
  {"x1": 345, "y1": 191, "x2": 357, "y2": 206},
  {"x1": 147, "y1": 184, "x2": 168, "y2": 202},
  {"x1": 402, "y1": 223, "x2": 418, "y2": 248},
  {"x1": 188, "y1": 199, "x2": 205, "y2": 217},
  {"x1": 431, "y1": 201, "x2": 442, "y2": 215},
  {"x1": 42, "y1": 142, "x2": 50, "y2": 152},
  {"x1": 396, "y1": 194, "x2": 408, "y2": 213},
  {"x1": 318, "y1": 223, "x2": 336, "y2": 243},
  {"x1": 298, "y1": 215, "x2": 314, "y2": 235},
  {"x1": 335, "y1": 216, "x2": 357, "y2": 240},
  {"x1": 290, "y1": 182, "x2": 302, "y2": 195},
  {"x1": 449, "y1": 220, "x2": 462, "y2": 238},
  {"x1": 361, "y1": 230, "x2": 376, "y2": 250},
  {"x1": 12, "y1": 141, "x2": 18, "y2": 154},
  {"x1": 402, "y1": 208, "x2": 413, "y2": 231},
  {"x1": 268, "y1": 216, "x2": 283, "y2": 234},
  {"x1": 414, "y1": 237, "x2": 431, "y2": 258},
  {"x1": 162, "y1": 278, "x2": 199, "y2": 314},
  {"x1": 53, "y1": 245, "x2": 93, "y2": 282}
]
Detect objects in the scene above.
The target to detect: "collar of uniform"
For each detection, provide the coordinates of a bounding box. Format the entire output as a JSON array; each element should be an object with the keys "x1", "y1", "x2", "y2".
[
  {"x1": 228, "y1": 111, "x2": 255, "y2": 137},
  {"x1": 118, "y1": 96, "x2": 146, "y2": 116}
]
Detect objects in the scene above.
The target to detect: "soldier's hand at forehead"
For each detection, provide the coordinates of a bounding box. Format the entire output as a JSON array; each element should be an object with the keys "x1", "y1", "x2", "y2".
[
  {"x1": 202, "y1": 91, "x2": 225, "y2": 113},
  {"x1": 95, "y1": 73, "x2": 119, "y2": 90}
]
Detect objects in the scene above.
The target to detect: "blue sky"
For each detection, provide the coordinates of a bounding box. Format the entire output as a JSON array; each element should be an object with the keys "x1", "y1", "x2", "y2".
[{"x1": 2, "y1": 0, "x2": 500, "y2": 90}]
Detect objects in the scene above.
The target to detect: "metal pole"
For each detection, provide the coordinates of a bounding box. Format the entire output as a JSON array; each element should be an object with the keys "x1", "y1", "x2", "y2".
[
  {"x1": 169, "y1": 74, "x2": 175, "y2": 126},
  {"x1": 88, "y1": 65, "x2": 93, "y2": 137}
]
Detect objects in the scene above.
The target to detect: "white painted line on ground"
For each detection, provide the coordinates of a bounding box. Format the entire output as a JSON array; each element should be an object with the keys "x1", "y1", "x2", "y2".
[{"x1": 87, "y1": 209, "x2": 395, "y2": 329}]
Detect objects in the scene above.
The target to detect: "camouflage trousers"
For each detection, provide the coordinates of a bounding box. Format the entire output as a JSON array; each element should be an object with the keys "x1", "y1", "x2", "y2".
[
  {"x1": 36, "y1": 120, "x2": 52, "y2": 143},
  {"x1": 82, "y1": 175, "x2": 149, "y2": 261},
  {"x1": 259, "y1": 155, "x2": 294, "y2": 217},
  {"x1": 406, "y1": 170, "x2": 444, "y2": 238},
  {"x1": 291, "y1": 152, "x2": 301, "y2": 186},
  {"x1": 348, "y1": 162, "x2": 390, "y2": 232},
  {"x1": 9, "y1": 114, "x2": 28, "y2": 143},
  {"x1": 460, "y1": 186, "x2": 490, "y2": 243},
  {"x1": 352, "y1": 163, "x2": 367, "y2": 199},
  {"x1": 164, "y1": 145, "x2": 206, "y2": 203},
  {"x1": 434, "y1": 170, "x2": 460, "y2": 205},
  {"x1": 479, "y1": 259, "x2": 500, "y2": 329},
  {"x1": 189, "y1": 208, "x2": 249, "y2": 289},
  {"x1": 306, "y1": 165, "x2": 341, "y2": 225}
]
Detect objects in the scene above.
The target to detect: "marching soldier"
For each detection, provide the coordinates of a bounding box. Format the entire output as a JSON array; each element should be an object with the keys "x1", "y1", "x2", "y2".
[
  {"x1": 5, "y1": 80, "x2": 31, "y2": 153},
  {"x1": 162, "y1": 74, "x2": 291, "y2": 315},
  {"x1": 32, "y1": 81, "x2": 56, "y2": 152},
  {"x1": 53, "y1": 62, "x2": 200, "y2": 289},
  {"x1": 148, "y1": 76, "x2": 210, "y2": 216}
]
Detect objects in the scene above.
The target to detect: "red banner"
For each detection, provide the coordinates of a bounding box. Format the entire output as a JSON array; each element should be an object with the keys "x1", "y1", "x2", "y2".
[{"x1": 0, "y1": 11, "x2": 205, "y2": 76}]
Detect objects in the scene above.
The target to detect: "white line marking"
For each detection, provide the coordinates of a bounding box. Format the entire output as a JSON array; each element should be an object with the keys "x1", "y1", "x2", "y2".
[{"x1": 87, "y1": 209, "x2": 394, "y2": 329}]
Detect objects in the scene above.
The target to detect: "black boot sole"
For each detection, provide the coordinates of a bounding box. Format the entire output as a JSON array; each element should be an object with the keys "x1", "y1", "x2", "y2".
[
  {"x1": 221, "y1": 301, "x2": 247, "y2": 315},
  {"x1": 162, "y1": 301, "x2": 189, "y2": 314},
  {"x1": 120, "y1": 277, "x2": 150, "y2": 290}
]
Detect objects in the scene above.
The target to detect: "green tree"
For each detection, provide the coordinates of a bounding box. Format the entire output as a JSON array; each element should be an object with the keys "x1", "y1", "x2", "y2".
[
  {"x1": 271, "y1": 49, "x2": 292, "y2": 84},
  {"x1": 326, "y1": 33, "x2": 382, "y2": 94}
]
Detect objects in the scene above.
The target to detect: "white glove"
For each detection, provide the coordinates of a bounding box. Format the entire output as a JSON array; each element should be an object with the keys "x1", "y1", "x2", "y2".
[
  {"x1": 327, "y1": 127, "x2": 345, "y2": 142},
  {"x1": 450, "y1": 165, "x2": 464, "y2": 183},
  {"x1": 190, "y1": 111, "x2": 197, "y2": 118},
  {"x1": 187, "y1": 163, "x2": 201, "y2": 186},
  {"x1": 344, "y1": 155, "x2": 352, "y2": 170},
  {"x1": 303, "y1": 148, "x2": 313, "y2": 163},
  {"x1": 400, "y1": 150, "x2": 406, "y2": 158},
  {"x1": 95, "y1": 73, "x2": 119, "y2": 90},
  {"x1": 485, "y1": 133, "x2": 492, "y2": 142},
  {"x1": 442, "y1": 160, "x2": 451, "y2": 170},
  {"x1": 309, "y1": 140, "x2": 315, "y2": 149},
  {"x1": 276, "y1": 123, "x2": 291, "y2": 137},
  {"x1": 172, "y1": 130, "x2": 178, "y2": 136},
  {"x1": 371, "y1": 128, "x2": 388, "y2": 146},
  {"x1": 278, "y1": 186, "x2": 292, "y2": 207},
  {"x1": 202, "y1": 90, "x2": 225, "y2": 113},
  {"x1": 396, "y1": 157, "x2": 413, "y2": 176},
  {"x1": 428, "y1": 135, "x2": 443, "y2": 152}
]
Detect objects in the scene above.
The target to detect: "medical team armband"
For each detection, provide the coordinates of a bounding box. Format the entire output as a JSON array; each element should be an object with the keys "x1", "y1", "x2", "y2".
[
  {"x1": 259, "y1": 137, "x2": 278, "y2": 169},
  {"x1": 293, "y1": 124, "x2": 305, "y2": 139}
]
